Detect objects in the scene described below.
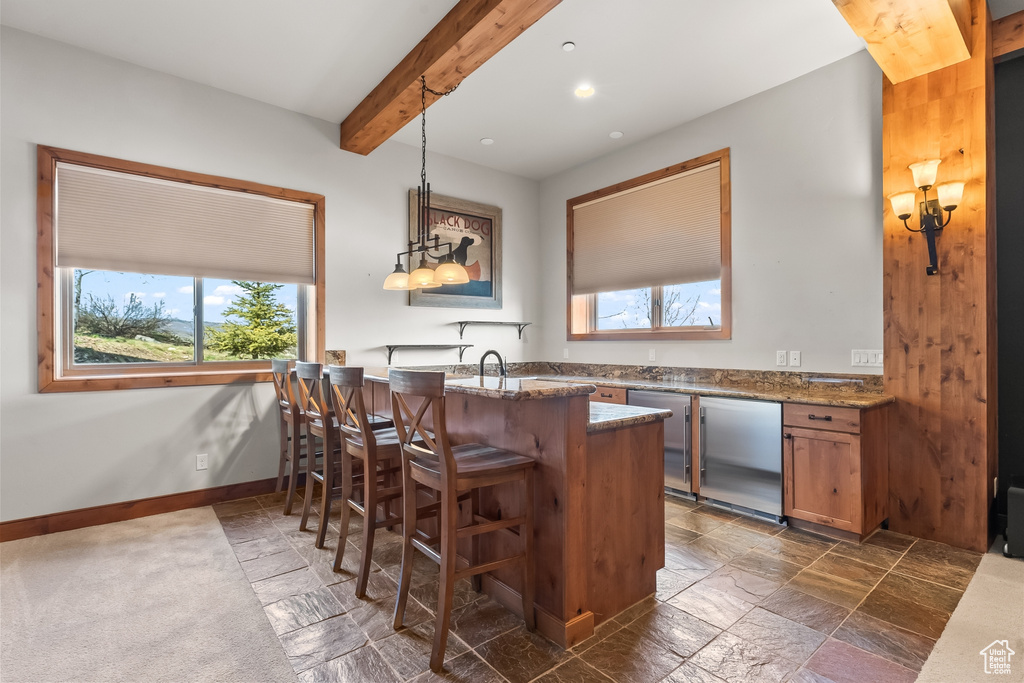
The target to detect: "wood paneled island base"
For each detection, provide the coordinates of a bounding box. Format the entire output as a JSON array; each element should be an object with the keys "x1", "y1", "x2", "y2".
[{"x1": 365, "y1": 371, "x2": 669, "y2": 647}]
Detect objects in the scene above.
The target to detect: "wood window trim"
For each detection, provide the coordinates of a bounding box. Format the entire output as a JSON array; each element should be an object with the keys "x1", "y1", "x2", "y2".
[
  {"x1": 565, "y1": 148, "x2": 732, "y2": 342},
  {"x1": 36, "y1": 145, "x2": 326, "y2": 393}
]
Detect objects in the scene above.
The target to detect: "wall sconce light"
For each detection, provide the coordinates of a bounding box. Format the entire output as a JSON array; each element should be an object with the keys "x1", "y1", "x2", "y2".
[{"x1": 888, "y1": 158, "x2": 964, "y2": 276}]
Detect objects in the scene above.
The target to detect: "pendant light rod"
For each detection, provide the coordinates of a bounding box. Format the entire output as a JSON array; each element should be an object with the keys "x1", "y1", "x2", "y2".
[{"x1": 383, "y1": 76, "x2": 468, "y2": 291}]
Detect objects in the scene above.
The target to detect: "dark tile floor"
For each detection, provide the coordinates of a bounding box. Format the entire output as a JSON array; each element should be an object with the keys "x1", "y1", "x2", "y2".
[{"x1": 213, "y1": 491, "x2": 982, "y2": 683}]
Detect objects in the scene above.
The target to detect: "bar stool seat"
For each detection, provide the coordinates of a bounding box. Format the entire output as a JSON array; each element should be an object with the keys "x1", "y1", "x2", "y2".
[
  {"x1": 389, "y1": 368, "x2": 535, "y2": 673},
  {"x1": 409, "y1": 444, "x2": 534, "y2": 487}
]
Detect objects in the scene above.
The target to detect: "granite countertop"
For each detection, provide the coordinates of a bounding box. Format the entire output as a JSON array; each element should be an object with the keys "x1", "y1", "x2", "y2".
[
  {"x1": 363, "y1": 365, "x2": 893, "y2": 409},
  {"x1": 363, "y1": 368, "x2": 595, "y2": 401},
  {"x1": 517, "y1": 374, "x2": 894, "y2": 408},
  {"x1": 588, "y1": 402, "x2": 672, "y2": 434}
]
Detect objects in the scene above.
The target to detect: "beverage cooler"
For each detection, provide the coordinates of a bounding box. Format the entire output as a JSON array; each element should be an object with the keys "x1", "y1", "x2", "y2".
[{"x1": 627, "y1": 391, "x2": 693, "y2": 496}]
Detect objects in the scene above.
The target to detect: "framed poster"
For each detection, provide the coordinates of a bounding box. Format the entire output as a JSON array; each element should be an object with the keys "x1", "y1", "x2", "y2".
[{"x1": 408, "y1": 190, "x2": 502, "y2": 309}]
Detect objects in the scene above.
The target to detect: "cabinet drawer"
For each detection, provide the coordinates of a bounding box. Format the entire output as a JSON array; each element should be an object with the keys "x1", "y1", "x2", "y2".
[
  {"x1": 591, "y1": 386, "x2": 627, "y2": 404},
  {"x1": 783, "y1": 403, "x2": 861, "y2": 433}
]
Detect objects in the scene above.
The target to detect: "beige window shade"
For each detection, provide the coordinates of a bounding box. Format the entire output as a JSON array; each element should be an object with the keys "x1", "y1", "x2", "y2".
[
  {"x1": 55, "y1": 163, "x2": 315, "y2": 284},
  {"x1": 572, "y1": 162, "x2": 721, "y2": 295}
]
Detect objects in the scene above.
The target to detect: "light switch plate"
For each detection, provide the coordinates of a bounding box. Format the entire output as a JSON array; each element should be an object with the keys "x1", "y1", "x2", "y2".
[
  {"x1": 563, "y1": 348, "x2": 569, "y2": 359},
  {"x1": 851, "y1": 349, "x2": 883, "y2": 367},
  {"x1": 649, "y1": 348, "x2": 656, "y2": 362}
]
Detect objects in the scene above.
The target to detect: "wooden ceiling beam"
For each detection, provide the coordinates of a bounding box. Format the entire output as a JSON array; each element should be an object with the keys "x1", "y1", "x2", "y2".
[
  {"x1": 831, "y1": 0, "x2": 972, "y2": 83},
  {"x1": 993, "y1": 10, "x2": 1024, "y2": 59},
  {"x1": 339, "y1": 0, "x2": 561, "y2": 156}
]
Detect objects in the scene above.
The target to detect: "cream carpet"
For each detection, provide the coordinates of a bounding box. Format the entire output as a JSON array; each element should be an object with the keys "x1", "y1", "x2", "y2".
[
  {"x1": 917, "y1": 537, "x2": 1024, "y2": 683},
  {"x1": 0, "y1": 508, "x2": 296, "y2": 683}
]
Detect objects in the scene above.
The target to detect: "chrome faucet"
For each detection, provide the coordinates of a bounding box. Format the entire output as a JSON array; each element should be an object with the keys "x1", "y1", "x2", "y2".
[{"x1": 479, "y1": 349, "x2": 506, "y2": 376}]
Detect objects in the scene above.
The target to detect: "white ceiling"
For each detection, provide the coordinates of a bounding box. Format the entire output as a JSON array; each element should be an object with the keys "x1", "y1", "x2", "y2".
[{"x1": 2, "y1": 1, "x2": 1020, "y2": 180}]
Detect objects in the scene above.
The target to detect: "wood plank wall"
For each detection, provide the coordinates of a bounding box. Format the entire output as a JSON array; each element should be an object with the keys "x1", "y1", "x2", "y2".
[{"x1": 882, "y1": 0, "x2": 997, "y2": 552}]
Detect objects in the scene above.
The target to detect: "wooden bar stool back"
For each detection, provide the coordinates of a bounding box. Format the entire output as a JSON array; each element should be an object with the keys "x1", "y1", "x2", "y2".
[
  {"x1": 295, "y1": 361, "x2": 343, "y2": 548},
  {"x1": 271, "y1": 359, "x2": 304, "y2": 515},
  {"x1": 329, "y1": 365, "x2": 406, "y2": 596},
  {"x1": 389, "y1": 369, "x2": 536, "y2": 673}
]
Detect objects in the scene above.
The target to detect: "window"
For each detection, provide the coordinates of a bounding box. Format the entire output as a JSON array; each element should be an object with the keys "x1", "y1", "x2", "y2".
[
  {"x1": 37, "y1": 146, "x2": 324, "y2": 392},
  {"x1": 567, "y1": 148, "x2": 731, "y2": 341}
]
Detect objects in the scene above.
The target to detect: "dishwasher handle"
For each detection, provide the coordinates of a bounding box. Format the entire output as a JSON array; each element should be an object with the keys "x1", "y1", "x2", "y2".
[{"x1": 698, "y1": 406, "x2": 707, "y2": 486}]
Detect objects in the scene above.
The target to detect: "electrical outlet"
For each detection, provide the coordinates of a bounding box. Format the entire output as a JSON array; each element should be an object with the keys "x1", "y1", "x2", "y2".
[
  {"x1": 196, "y1": 453, "x2": 208, "y2": 471},
  {"x1": 776, "y1": 350, "x2": 787, "y2": 366},
  {"x1": 648, "y1": 348, "x2": 656, "y2": 362},
  {"x1": 563, "y1": 347, "x2": 569, "y2": 359},
  {"x1": 789, "y1": 350, "x2": 801, "y2": 367}
]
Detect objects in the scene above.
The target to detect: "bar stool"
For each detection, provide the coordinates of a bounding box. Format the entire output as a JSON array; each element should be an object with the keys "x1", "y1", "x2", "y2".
[
  {"x1": 296, "y1": 361, "x2": 356, "y2": 548},
  {"x1": 328, "y1": 365, "x2": 405, "y2": 595},
  {"x1": 389, "y1": 369, "x2": 536, "y2": 673},
  {"x1": 297, "y1": 362, "x2": 394, "y2": 548},
  {"x1": 271, "y1": 359, "x2": 304, "y2": 515}
]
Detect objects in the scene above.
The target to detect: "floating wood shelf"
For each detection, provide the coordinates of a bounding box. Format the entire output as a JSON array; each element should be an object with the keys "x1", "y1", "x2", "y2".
[
  {"x1": 385, "y1": 344, "x2": 473, "y2": 365},
  {"x1": 455, "y1": 321, "x2": 532, "y2": 340}
]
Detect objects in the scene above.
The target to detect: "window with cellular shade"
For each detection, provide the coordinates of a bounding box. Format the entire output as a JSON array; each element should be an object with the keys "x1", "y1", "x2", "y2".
[
  {"x1": 55, "y1": 162, "x2": 315, "y2": 284},
  {"x1": 571, "y1": 161, "x2": 721, "y2": 295}
]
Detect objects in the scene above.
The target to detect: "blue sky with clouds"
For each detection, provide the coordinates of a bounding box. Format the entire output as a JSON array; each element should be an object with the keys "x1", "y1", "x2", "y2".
[
  {"x1": 76, "y1": 270, "x2": 297, "y2": 325},
  {"x1": 596, "y1": 279, "x2": 721, "y2": 330}
]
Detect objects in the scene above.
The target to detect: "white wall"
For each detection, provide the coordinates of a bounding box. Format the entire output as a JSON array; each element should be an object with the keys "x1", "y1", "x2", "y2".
[
  {"x1": 0, "y1": 28, "x2": 542, "y2": 521},
  {"x1": 538, "y1": 51, "x2": 883, "y2": 374}
]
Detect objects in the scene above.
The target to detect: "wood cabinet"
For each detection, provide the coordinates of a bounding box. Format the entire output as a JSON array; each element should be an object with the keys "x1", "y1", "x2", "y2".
[
  {"x1": 783, "y1": 402, "x2": 889, "y2": 540},
  {"x1": 590, "y1": 386, "x2": 627, "y2": 404}
]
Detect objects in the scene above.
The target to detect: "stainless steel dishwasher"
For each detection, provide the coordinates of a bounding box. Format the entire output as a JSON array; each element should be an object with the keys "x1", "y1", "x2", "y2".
[
  {"x1": 698, "y1": 396, "x2": 782, "y2": 518},
  {"x1": 628, "y1": 391, "x2": 692, "y2": 496}
]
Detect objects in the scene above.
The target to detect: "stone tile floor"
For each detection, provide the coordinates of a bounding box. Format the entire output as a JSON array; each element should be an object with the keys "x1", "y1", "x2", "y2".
[{"x1": 213, "y1": 490, "x2": 982, "y2": 683}]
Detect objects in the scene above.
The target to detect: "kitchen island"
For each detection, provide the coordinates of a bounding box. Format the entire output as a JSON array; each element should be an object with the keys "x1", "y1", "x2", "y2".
[{"x1": 363, "y1": 369, "x2": 671, "y2": 647}]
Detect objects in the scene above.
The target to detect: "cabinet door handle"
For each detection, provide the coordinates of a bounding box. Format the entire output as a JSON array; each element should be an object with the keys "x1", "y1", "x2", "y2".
[
  {"x1": 833, "y1": 488, "x2": 838, "y2": 493},
  {"x1": 784, "y1": 433, "x2": 792, "y2": 439},
  {"x1": 600, "y1": 392, "x2": 613, "y2": 398},
  {"x1": 808, "y1": 414, "x2": 832, "y2": 422}
]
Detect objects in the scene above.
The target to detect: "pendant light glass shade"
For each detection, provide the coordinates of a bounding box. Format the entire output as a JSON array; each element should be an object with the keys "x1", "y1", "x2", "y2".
[
  {"x1": 409, "y1": 259, "x2": 442, "y2": 288},
  {"x1": 909, "y1": 159, "x2": 941, "y2": 189},
  {"x1": 434, "y1": 259, "x2": 470, "y2": 284},
  {"x1": 383, "y1": 264, "x2": 413, "y2": 290},
  {"x1": 937, "y1": 181, "x2": 965, "y2": 209}
]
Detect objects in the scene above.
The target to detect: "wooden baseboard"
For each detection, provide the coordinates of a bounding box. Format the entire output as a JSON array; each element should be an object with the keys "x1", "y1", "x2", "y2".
[
  {"x1": 480, "y1": 573, "x2": 595, "y2": 648},
  {"x1": 0, "y1": 477, "x2": 288, "y2": 543}
]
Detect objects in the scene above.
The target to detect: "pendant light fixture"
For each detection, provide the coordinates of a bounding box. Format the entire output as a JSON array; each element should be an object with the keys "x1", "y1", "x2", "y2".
[{"x1": 383, "y1": 77, "x2": 469, "y2": 290}]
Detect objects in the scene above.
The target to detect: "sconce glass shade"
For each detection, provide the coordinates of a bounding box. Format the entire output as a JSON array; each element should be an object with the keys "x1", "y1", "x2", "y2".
[
  {"x1": 434, "y1": 260, "x2": 469, "y2": 285},
  {"x1": 888, "y1": 191, "x2": 918, "y2": 219},
  {"x1": 909, "y1": 159, "x2": 941, "y2": 189},
  {"x1": 409, "y1": 261, "x2": 442, "y2": 289},
  {"x1": 937, "y1": 181, "x2": 965, "y2": 209}
]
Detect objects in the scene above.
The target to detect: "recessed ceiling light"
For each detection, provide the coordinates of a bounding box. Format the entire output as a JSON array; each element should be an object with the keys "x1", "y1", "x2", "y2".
[
  {"x1": 574, "y1": 84, "x2": 595, "y2": 98},
  {"x1": 609, "y1": 131, "x2": 623, "y2": 139},
  {"x1": 480, "y1": 138, "x2": 494, "y2": 145},
  {"x1": 562, "y1": 41, "x2": 575, "y2": 52}
]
